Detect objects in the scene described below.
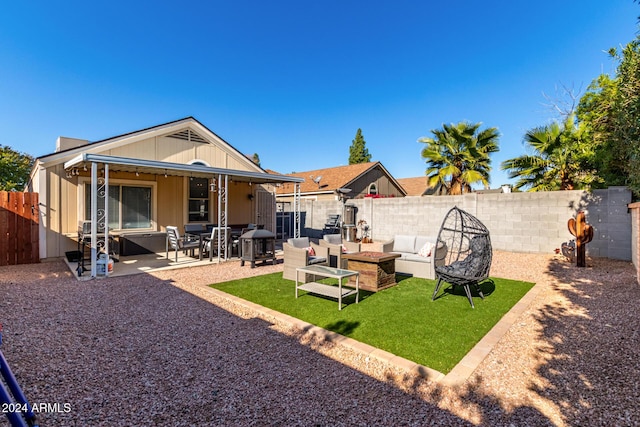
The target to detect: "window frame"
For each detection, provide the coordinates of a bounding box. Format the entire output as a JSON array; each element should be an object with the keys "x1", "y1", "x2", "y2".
[
  {"x1": 185, "y1": 160, "x2": 212, "y2": 224},
  {"x1": 187, "y1": 176, "x2": 211, "y2": 223},
  {"x1": 78, "y1": 177, "x2": 157, "y2": 232}
]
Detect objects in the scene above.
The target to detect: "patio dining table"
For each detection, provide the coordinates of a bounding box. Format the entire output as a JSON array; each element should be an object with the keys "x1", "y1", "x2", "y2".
[{"x1": 187, "y1": 229, "x2": 238, "y2": 261}]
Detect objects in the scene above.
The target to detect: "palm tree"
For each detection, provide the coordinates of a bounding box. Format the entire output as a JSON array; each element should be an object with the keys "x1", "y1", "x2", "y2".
[
  {"x1": 501, "y1": 115, "x2": 596, "y2": 191},
  {"x1": 419, "y1": 122, "x2": 499, "y2": 195}
]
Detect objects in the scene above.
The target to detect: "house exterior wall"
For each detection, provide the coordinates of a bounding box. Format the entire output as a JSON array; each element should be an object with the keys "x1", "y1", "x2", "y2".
[
  {"x1": 108, "y1": 135, "x2": 255, "y2": 171},
  {"x1": 37, "y1": 129, "x2": 262, "y2": 260},
  {"x1": 291, "y1": 187, "x2": 633, "y2": 260},
  {"x1": 41, "y1": 169, "x2": 257, "y2": 259}
]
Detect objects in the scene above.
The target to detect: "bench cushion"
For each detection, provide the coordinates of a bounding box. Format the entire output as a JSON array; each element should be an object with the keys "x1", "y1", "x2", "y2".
[
  {"x1": 404, "y1": 254, "x2": 433, "y2": 263},
  {"x1": 308, "y1": 256, "x2": 327, "y2": 265},
  {"x1": 393, "y1": 235, "x2": 416, "y2": 253}
]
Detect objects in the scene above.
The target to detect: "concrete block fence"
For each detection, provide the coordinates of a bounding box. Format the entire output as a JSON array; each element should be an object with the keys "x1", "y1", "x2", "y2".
[
  {"x1": 627, "y1": 201, "x2": 640, "y2": 283},
  {"x1": 291, "y1": 187, "x2": 632, "y2": 261}
]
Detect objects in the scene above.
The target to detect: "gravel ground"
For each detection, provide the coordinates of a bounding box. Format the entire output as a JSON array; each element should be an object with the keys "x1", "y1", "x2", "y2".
[{"x1": 0, "y1": 249, "x2": 638, "y2": 426}]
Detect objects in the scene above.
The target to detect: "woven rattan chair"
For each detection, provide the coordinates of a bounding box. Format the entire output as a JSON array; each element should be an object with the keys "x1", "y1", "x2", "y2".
[
  {"x1": 318, "y1": 234, "x2": 361, "y2": 268},
  {"x1": 432, "y1": 206, "x2": 493, "y2": 308},
  {"x1": 282, "y1": 237, "x2": 329, "y2": 281}
]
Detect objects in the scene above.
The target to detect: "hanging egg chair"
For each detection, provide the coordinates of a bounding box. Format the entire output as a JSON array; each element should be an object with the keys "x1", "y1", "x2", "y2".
[{"x1": 432, "y1": 206, "x2": 493, "y2": 308}]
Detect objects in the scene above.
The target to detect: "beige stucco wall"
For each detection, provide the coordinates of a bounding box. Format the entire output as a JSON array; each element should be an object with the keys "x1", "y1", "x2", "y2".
[
  {"x1": 108, "y1": 135, "x2": 255, "y2": 170},
  {"x1": 40, "y1": 132, "x2": 261, "y2": 260}
]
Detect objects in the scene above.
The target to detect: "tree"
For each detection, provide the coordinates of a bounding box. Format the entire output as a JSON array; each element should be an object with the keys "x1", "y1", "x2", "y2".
[
  {"x1": 576, "y1": 33, "x2": 640, "y2": 196},
  {"x1": 251, "y1": 153, "x2": 261, "y2": 167},
  {"x1": 0, "y1": 145, "x2": 34, "y2": 191},
  {"x1": 419, "y1": 122, "x2": 499, "y2": 195},
  {"x1": 348, "y1": 128, "x2": 371, "y2": 164},
  {"x1": 577, "y1": 73, "x2": 621, "y2": 187},
  {"x1": 501, "y1": 115, "x2": 597, "y2": 191}
]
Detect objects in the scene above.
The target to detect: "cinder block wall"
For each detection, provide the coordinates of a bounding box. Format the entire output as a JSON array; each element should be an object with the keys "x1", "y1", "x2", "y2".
[
  {"x1": 293, "y1": 187, "x2": 632, "y2": 260},
  {"x1": 629, "y1": 202, "x2": 640, "y2": 283}
]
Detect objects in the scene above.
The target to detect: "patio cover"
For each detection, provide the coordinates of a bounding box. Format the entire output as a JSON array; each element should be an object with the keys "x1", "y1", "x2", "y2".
[{"x1": 63, "y1": 153, "x2": 304, "y2": 278}]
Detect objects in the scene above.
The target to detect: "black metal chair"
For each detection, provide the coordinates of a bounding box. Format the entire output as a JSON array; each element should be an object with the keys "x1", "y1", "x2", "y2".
[
  {"x1": 432, "y1": 206, "x2": 493, "y2": 308},
  {"x1": 322, "y1": 214, "x2": 341, "y2": 235},
  {"x1": 166, "y1": 226, "x2": 200, "y2": 262}
]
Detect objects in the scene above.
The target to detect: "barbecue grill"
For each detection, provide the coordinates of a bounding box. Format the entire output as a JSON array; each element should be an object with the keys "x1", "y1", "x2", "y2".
[{"x1": 240, "y1": 229, "x2": 276, "y2": 268}]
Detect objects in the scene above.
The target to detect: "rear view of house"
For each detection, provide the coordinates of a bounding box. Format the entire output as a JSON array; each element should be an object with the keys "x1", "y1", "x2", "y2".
[{"x1": 28, "y1": 117, "x2": 302, "y2": 272}]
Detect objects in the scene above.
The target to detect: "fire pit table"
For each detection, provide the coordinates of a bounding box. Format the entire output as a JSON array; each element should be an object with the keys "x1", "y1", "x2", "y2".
[{"x1": 342, "y1": 251, "x2": 401, "y2": 292}]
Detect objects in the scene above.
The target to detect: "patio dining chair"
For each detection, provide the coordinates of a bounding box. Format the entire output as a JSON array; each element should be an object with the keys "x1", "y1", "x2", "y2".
[
  {"x1": 166, "y1": 226, "x2": 200, "y2": 262},
  {"x1": 202, "y1": 227, "x2": 231, "y2": 260}
]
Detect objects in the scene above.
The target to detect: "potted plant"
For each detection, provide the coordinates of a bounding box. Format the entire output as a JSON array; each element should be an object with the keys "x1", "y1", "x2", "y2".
[{"x1": 357, "y1": 219, "x2": 372, "y2": 243}]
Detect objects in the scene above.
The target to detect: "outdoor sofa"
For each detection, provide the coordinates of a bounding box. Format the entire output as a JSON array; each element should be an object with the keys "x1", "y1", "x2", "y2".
[{"x1": 381, "y1": 235, "x2": 445, "y2": 280}]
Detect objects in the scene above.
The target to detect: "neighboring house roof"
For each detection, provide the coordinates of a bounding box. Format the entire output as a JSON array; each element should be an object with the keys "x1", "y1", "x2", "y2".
[
  {"x1": 396, "y1": 176, "x2": 431, "y2": 196},
  {"x1": 276, "y1": 161, "x2": 407, "y2": 197}
]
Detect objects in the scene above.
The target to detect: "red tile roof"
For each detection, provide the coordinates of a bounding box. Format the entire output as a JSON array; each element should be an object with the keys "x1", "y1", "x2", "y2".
[
  {"x1": 276, "y1": 162, "x2": 382, "y2": 195},
  {"x1": 396, "y1": 176, "x2": 431, "y2": 196}
]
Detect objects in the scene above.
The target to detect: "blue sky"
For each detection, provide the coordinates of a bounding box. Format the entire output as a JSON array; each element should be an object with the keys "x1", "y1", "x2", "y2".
[{"x1": 0, "y1": 1, "x2": 637, "y2": 187}]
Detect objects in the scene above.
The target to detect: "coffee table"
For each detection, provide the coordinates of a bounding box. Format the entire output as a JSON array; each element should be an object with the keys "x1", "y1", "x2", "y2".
[
  {"x1": 295, "y1": 265, "x2": 359, "y2": 310},
  {"x1": 342, "y1": 251, "x2": 401, "y2": 292}
]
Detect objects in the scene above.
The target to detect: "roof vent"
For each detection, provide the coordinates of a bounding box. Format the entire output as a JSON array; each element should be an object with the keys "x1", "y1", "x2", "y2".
[{"x1": 166, "y1": 129, "x2": 208, "y2": 144}]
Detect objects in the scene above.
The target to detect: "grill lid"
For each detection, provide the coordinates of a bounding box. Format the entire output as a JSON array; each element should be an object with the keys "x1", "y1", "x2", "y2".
[{"x1": 241, "y1": 229, "x2": 275, "y2": 239}]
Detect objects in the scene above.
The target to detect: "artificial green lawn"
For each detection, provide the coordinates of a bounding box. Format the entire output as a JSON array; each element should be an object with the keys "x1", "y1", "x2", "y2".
[{"x1": 210, "y1": 274, "x2": 534, "y2": 373}]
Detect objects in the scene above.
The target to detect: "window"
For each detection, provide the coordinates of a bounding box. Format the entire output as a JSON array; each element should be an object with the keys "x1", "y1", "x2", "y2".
[
  {"x1": 85, "y1": 184, "x2": 152, "y2": 230},
  {"x1": 188, "y1": 177, "x2": 209, "y2": 222},
  {"x1": 368, "y1": 183, "x2": 378, "y2": 195}
]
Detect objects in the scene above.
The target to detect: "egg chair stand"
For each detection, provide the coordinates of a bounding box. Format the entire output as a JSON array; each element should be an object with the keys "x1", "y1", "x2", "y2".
[{"x1": 432, "y1": 206, "x2": 493, "y2": 308}]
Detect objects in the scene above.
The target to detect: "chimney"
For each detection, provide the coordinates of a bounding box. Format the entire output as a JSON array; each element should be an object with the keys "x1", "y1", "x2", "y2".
[{"x1": 56, "y1": 136, "x2": 89, "y2": 152}]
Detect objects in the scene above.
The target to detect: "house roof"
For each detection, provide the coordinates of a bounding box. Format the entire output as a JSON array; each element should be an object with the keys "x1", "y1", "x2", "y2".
[
  {"x1": 276, "y1": 162, "x2": 407, "y2": 196},
  {"x1": 396, "y1": 176, "x2": 431, "y2": 196},
  {"x1": 36, "y1": 116, "x2": 257, "y2": 169},
  {"x1": 31, "y1": 117, "x2": 303, "y2": 185}
]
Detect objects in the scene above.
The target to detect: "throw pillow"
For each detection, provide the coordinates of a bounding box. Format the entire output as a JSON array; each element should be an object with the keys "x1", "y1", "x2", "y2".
[
  {"x1": 418, "y1": 242, "x2": 434, "y2": 257},
  {"x1": 341, "y1": 244, "x2": 348, "y2": 253},
  {"x1": 305, "y1": 246, "x2": 316, "y2": 256}
]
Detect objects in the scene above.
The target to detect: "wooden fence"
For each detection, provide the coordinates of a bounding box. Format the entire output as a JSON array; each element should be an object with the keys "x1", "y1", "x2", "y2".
[{"x1": 0, "y1": 191, "x2": 39, "y2": 266}]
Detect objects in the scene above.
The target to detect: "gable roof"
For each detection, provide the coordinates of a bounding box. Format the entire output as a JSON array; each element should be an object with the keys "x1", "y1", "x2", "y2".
[
  {"x1": 28, "y1": 117, "x2": 306, "y2": 189},
  {"x1": 396, "y1": 176, "x2": 431, "y2": 196},
  {"x1": 276, "y1": 161, "x2": 407, "y2": 196},
  {"x1": 34, "y1": 116, "x2": 263, "y2": 174}
]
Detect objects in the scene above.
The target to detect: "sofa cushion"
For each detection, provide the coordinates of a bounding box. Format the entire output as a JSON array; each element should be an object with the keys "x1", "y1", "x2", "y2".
[
  {"x1": 393, "y1": 235, "x2": 416, "y2": 253},
  {"x1": 404, "y1": 254, "x2": 433, "y2": 263},
  {"x1": 414, "y1": 236, "x2": 435, "y2": 253},
  {"x1": 391, "y1": 251, "x2": 413, "y2": 260},
  {"x1": 308, "y1": 256, "x2": 327, "y2": 265},
  {"x1": 418, "y1": 241, "x2": 434, "y2": 257}
]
